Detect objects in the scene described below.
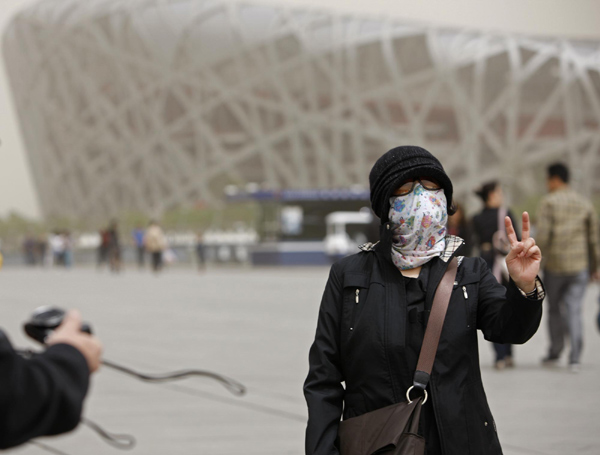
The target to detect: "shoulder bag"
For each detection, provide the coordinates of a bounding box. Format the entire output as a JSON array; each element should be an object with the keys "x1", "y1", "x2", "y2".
[{"x1": 492, "y1": 207, "x2": 510, "y2": 283}]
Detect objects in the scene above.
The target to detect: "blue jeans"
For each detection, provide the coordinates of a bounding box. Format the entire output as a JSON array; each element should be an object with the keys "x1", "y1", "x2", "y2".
[{"x1": 493, "y1": 342, "x2": 512, "y2": 362}]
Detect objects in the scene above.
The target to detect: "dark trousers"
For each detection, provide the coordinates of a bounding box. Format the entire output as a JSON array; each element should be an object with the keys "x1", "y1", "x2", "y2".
[
  {"x1": 483, "y1": 254, "x2": 514, "y2": 362},
  {"x1": 544, "y1": 269, "x2": 587, "y2": 364},
  {"x1": 151, "y1": 252, "x2": 162, "y2": 272},
  {"x1": 196, "y1": 244, "x2": 205, "y2": 269},
  {"x1": 137, "y1": 246, "x2": 145, "y2": 267},
  {"x1": 97, "y1": 247, "x2": 108, "y2": 266},
  {"x1": 493, "y1": 343, "x2": 512, "y2": 361}
]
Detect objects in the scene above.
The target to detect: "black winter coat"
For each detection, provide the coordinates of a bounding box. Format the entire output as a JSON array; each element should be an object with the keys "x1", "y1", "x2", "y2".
[
  {"x1": 0, "y1": 330, "x2": 90, "y2": 449},
  {"x1": 304, "y1": 228, "x2": 544, "y2": 455}
]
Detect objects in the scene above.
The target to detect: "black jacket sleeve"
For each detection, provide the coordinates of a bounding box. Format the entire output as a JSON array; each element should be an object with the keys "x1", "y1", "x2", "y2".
[
  {"x1": 304, "y1": 265, "x2": 345, "y2": 455},
  {"x1": 0, "y1": 330, "x2": 90, "y2": 449},
  {"x1": 475, "y1": 258, "x2": 543, "y2": 344}
]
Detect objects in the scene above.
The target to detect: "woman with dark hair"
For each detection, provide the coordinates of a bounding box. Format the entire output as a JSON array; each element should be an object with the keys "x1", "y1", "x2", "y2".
[
  {"x1": 446, "y1": 204, "x2": 473, "y2": 257},
  {"x1": 472, "y1": 181, "x2": 519, "y2": 370},
  {"x1": 304, "y1": 146, "x2": 544, "y2": 455}
]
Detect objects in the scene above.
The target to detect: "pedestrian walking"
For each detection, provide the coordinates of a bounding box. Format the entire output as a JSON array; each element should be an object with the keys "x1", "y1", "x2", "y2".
[
  {"x1": 196, "y1": 232, "x2": 206, "y2": 271},
  {"x1": 49, "y1": 231, "x2": 66, "y2": 266},
  {"x1": 23, "y1": 235, "x2": 36, "y2": 266},
  {"x1": 97, "y1": 229, "x2": 110, "y2": 268},
  {"x1": 304, "y1": 146, "x2": 545, "y2": 455},
  {"x1": 144, "y1": 220, "x2": 167, "y2": 273},
  {"x1": 536, "y1": 163, "x2": 600, "y2": 372},
  {"x1": 62, "y1": 231, "x2": 73, "y2": 268},
  {"x1": 106, "y1": 221, "x2": 122, "y2": 273},
  {"x1": 472, "y1": 181, "x2": 519, "y2": 370},
  {"x1": 132, "y1": 226, "x2": 145, "y2": 268}
]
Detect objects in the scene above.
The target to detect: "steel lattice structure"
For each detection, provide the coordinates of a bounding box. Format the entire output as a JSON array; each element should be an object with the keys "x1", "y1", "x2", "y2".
[{"x1": 4, "y1": 0, "x2": 600, "y2": 219}]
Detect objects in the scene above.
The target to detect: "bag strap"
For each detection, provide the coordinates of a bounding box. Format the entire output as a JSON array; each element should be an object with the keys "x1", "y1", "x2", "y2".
[
  {"x1": 497, "y1": 206, "x2": 507, "y2": 235},
  {"x1": 411, "y1": 257, "x2": 459, "y2": 396}
]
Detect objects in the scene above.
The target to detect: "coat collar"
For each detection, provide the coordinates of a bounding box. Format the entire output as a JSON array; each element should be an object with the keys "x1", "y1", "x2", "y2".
[
  {"x1": 439, "y1": 235, "x2": 465, "y2": 262},
  {"x1": 360, "y1": 235, "x2": 464, "y2": 262}
]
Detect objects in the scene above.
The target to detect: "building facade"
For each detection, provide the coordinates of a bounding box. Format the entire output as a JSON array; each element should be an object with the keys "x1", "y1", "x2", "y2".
[{"x1": 4, "y1": 0, "x2": 600, "y2": 219}]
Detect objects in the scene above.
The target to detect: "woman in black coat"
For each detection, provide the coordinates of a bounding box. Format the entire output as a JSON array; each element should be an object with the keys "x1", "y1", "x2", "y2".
[{"x1": 304, "y1": 146, "x2": 544, "y2": 455}]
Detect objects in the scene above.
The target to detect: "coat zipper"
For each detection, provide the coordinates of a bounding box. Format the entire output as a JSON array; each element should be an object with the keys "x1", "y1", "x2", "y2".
[
  {"x1": 428, "y1": 376, "x2": 448, "y2": 455},
  {"x1": 463, "y1": 285, "x2": 472, "y2": 328},
  {"x1": 350, "y1": 289, "x2": 360, "y2": 331}
]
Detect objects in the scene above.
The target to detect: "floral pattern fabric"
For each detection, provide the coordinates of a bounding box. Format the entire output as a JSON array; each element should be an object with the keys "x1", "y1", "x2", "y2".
[{"x1": 388, "y1": 184, "x2": 448, "y2": 270}]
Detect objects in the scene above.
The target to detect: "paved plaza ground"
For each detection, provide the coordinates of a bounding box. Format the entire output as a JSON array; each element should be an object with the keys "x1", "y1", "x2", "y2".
[{"x1": 1, "y1": 265, "x2": 599, "y2": 455}]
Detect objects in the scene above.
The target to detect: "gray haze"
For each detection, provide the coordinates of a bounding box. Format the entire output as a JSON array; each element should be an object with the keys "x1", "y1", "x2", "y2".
[
  {"x1": 1, "y1": 0, "x2": 600, "y2": 219},
  {"x1": 0, "y1": 0, "x2": 38, "y2": 218}
]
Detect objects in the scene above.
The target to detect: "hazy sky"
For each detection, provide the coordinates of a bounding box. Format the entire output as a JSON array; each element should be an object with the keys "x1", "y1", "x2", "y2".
[{"x1": 1, "y1": 0, "x2": 600, "y2": 219}]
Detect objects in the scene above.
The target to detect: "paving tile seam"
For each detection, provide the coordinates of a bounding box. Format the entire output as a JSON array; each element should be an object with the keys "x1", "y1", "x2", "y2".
[{"x1": 502, "y1": 443, "x2": 554, "y2": 455}]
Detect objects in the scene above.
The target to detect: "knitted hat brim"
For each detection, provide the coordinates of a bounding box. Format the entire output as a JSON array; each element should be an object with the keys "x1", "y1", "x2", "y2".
[{"x1": 376, "y1": 167, "x2": 452, "y2": 223}]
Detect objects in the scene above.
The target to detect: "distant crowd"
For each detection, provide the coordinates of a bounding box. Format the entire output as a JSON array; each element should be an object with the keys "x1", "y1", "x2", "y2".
[
  {"x1": 22, "y1": 231, "x2": 72, "y2": 268},
  {"x1": 21, "y1": 220, "x2": 207, "y2": 273},
  {"x1": 97, "y1": 219, "x2": 175, "y2": 273}
]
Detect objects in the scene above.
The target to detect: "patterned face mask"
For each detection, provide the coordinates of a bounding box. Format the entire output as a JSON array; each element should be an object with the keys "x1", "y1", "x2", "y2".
[{"x1": 388, "y1": 183, "x2": 448, "y2": 270}]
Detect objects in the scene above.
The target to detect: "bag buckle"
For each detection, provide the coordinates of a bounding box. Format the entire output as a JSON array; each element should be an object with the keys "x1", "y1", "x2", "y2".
[{"x1": 406, "y1": 385, "x2": 428, "y2": 405}]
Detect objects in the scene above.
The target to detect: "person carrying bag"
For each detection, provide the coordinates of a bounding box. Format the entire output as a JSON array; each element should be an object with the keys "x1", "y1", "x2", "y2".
[
  {"x1": 338, "y1": 258, "x2": 458, "y2": 455},
  {"x1": 304, "y1": 146, "x2": 545, "y2": 455},
  {"x1": 472, "y1": 182, "x2": 520, "y2": 370}
]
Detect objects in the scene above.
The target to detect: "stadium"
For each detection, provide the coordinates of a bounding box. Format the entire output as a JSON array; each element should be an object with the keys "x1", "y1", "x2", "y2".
[{"x1": 3, "y1": 0, "x2": 600, "y2": 220}]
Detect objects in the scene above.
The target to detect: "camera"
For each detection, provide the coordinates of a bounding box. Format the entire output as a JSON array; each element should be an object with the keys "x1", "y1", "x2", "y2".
[{"x1": 24, "y1": 306, "x2": 92, "y2": 344}]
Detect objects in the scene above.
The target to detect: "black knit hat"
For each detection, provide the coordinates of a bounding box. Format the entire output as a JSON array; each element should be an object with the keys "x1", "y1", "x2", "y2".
[{"x1": 369, "y1": 145, "x2": 453, "y2": 223}]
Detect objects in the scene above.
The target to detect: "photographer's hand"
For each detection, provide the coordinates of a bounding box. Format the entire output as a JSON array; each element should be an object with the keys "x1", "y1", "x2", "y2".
[{"x1": 47, "y1": 310, "x2": 103, "y2": 373}]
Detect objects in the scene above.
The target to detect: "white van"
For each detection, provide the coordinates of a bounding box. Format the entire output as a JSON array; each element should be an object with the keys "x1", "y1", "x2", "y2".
[{"x1": 324, "y1": 210, "x2": 374, "y2": 258}]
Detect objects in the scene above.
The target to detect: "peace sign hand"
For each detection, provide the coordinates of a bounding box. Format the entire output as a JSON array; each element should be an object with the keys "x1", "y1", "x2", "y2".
[{"x1": 505, "y1": 212, "x2": 542, "y2": 293}]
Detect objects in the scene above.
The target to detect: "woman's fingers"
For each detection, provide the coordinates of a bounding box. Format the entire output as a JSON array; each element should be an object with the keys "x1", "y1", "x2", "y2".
[
  {"x1": 517, "y1": 238, "x2": 537, "y2": 257},
  {"x1": 508, "y1": 238, "x2": 537, "y2": 258},
  {"x1": 506, "y1": 212, "x2": 532, "y2": 247},
  {"x1": 504, "y1": 216, "x2": 519, "y2": 247},
  {"x1": 525, "y1": 245, "x2": 542, "y2": 259},
  {"x1": 507, "y1": 241, "x2": 524, "y2": 261},
  {"x1": 521, "y1": 212, "x2": 530, "y2": 242}
]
